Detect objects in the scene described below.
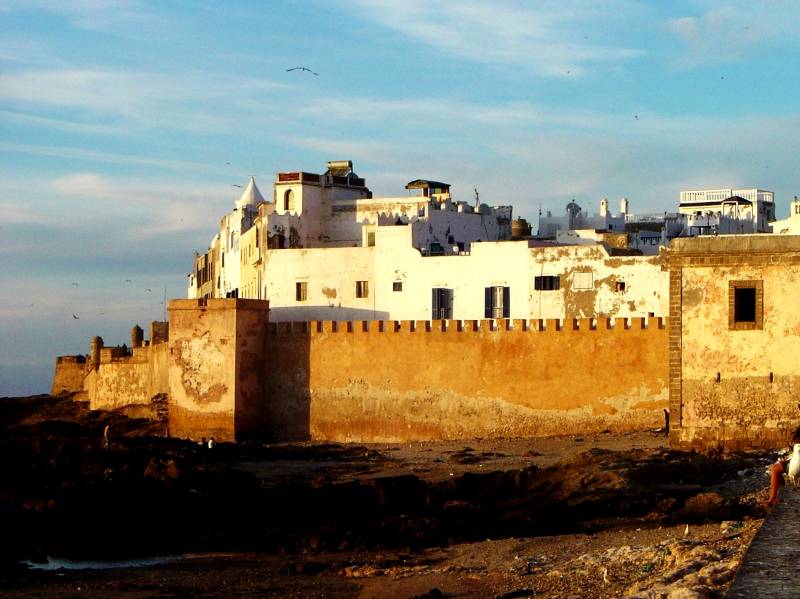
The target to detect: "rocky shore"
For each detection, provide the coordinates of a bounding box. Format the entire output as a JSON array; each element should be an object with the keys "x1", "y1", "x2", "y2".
[{"x1": 0, "y1": 395, "x2": 774, "y2": 597}]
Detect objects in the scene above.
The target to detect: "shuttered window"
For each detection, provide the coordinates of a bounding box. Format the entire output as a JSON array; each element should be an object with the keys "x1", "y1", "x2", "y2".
[
  {"x1": 432, "y1": 288, "x2": 453, "y2": 319},
  {"x1": 534, "y1": 275, "x2": 560, "y2": 291},
  {"x1": 484, "y1": 286, "x2": 510, "y2": 318}
]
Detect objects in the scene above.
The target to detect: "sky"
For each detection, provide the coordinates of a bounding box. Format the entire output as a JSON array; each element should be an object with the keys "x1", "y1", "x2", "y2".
[{"x1": 2, "y1": 0, "x2": 800, "y2": 395}]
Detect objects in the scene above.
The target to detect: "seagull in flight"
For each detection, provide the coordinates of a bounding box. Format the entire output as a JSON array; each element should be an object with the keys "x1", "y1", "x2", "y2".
[
  {"x1": 286, "y1": 66, "x2": 318, "y2": 76},
  {"x1": 70, "y1": 282, "x2": 79, "y2": 287},
  {"x1": 72, "y1": 313, "x2": 79, "y2": 319}
]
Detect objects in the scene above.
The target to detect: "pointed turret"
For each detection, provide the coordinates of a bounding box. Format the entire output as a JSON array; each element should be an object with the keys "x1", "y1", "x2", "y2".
[{"x1": 235, "y1": 176, "x2": 265, "y2": 210}]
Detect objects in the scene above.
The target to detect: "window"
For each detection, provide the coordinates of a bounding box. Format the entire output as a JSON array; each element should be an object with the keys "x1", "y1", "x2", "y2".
[
  {"x1": 484, "y1": 286, "x2": 510, "y2": 318},
  {"x1": 367, "y1": 232, "x2": 376, "y2": 247},
  {"x1": 615, "y1": 281, "x2": 626, "y2": 292},
  {"x1": 393, "y1": 281, "x2": 403, "y2": 292},
  {"x1": 429, "y1": 242, "x2": 444, "y2": 256},
  {"x1": 295, "y1": 281, "x2": 307, "y2": 302},
  {"x1": 729, "y1": 280, "x2": 763, "y2": 330},
  {"x1": 534, "y1": 275, "x2": 560, "y2": 291},
  {"x1": 572, "y1": 272, "x2": 593, "y2": 290},
  {"x1": 356, "y1": 280, "x2": 369, "y2": 298},
  {"x1": 283, "y1": 189, "x2": 295, "y2": 212},
  {"x1": 432, "y1": 288, "x2": 453, "y2": 319}
]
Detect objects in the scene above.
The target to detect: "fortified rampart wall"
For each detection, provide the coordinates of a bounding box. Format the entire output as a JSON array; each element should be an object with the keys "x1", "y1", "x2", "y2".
[
  {"x1": 51, "y1": 355, "x2": 88, "y2": 396},
  {"x1": 50, "y1": 322, "x2": 170, "y2": 411},
  {"x1": 263, "y1": 317, "x2": 669, "y2": 443},
  {"x1": 167, "y1": 299, "x2": 669, "y2": 442},
  {"x1": 85, "y1": 343, "x2": 170, "y2": 411}
]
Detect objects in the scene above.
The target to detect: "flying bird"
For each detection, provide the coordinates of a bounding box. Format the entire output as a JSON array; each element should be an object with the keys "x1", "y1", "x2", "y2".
[
  {"x1": 787, "y1": 444, "x2": 800, "y2": 486},
  {"x1": 72, "y1": 313, "x2": 79, "y2": 319},
  {"x1": 125, "y1": 279, "x2": 132, "y2": 283},
  {"x1": 286, "y1": 66, "x2": 318, "y2": 76},
  {"x1": 70, "y1": 282, "x2": 79, "y2": 287},
  {"x1": 634, "y1": 114, "x2": 639, "y2": 120},
  {"x1": 145, "y1": 288, "x2": 152, "y2": 292},
  {"x1": 232, "y1": 184, "x2": 243, "y2": 188}
]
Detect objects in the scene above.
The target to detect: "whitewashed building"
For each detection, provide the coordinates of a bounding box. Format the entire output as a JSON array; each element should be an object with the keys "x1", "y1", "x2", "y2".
[
  {"x1": 769, "y1": 196, "x2": 800, "y2": 235},
  {"x1": 678, "y1": 188, "x2": 775, "y2": 235},
  {"x1": 188, "y1": 161, "x2": 668, "y2": 322}
]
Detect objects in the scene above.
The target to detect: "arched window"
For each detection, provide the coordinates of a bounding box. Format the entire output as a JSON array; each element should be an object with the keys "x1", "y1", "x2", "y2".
[{"x1": 284, "y1": 189, "x2": 295, "y2": 212}]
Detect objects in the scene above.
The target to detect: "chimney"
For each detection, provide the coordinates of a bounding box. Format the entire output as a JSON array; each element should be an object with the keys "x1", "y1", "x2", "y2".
[
  {"x1": 600, "y1": 197, "x2": 609, "y2": 217},
  {"x1": 620, "y1": 197, "x2": 629, "y2": 216}
]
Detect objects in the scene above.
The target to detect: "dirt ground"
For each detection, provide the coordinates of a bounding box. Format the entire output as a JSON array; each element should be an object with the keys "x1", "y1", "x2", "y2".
[{"x1": 0, "y1": 395, "x2": 778, "y2": 598}]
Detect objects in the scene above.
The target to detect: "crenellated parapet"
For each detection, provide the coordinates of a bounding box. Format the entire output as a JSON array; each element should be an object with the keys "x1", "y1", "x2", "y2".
[{"x1": 263, "y1": 316, "x2": 667, "y2": 336}]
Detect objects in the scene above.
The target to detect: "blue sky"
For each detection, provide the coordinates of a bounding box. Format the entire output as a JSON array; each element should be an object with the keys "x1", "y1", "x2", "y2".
[{"x1": 2, "y1": 0, "x2": 800, "y2": 394}]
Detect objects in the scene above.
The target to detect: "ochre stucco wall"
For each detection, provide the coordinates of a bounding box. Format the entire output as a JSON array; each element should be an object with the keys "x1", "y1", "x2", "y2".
[
  {"x1": 168, "y1": 299, "x2": 270, "y2": 442},
  {"x1": 669, "y1": 235, "x2": 800, "y2": 449},
  {"x1": 264, "y1": 317, "x2": 668, "y2": 443}
]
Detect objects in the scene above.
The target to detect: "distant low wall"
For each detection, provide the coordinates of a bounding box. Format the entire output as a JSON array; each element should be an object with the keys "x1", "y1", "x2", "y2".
[
  {"x1": 261, "y1": 317, "x2": 669, "y2": 443},
  {"x1": 51, "y1": 355, "x2": 87, "y2": 396},
  {"x1": 89, "y1": 343, "x2": 169, "y2": 411}
]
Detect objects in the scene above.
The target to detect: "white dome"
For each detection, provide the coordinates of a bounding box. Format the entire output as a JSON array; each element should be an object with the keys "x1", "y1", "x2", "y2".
[{"x1": 235, "y1": 176, "x2": 265, "y2": 209}]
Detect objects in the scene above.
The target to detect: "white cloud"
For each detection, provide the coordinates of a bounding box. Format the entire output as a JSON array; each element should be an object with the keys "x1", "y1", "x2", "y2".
[
  {"x1": 0, "y1": 141, "x2": 230, "y2": 174},
  {"x1": 0, "y1": 68, "x2": 290, "y2": 135},
  {"x1": 341, "y1": 0, "x2": 642, "y2": 76},
  {"x1": 666, "y1": 3, "x2": 799, "y2": 67},
  {"x1": 0, "y1": 0, "x2": 152, "y2": 34}
]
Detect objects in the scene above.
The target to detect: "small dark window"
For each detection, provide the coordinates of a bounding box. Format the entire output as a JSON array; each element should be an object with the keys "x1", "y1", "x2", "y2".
[
  {"x1": 615, "y1": 281, "x2": 626, "y2": 292},
  {"x1": 447, "y1": 235, "x2": 455, "y2": 244},
  {"x1": 729, "y1": 280, "x2": 763, "y2": 330},
  {"x1": 367, "y1": 232, "x2": 376, "y2": 247},
  {"x1": 356, "y1": 281, "x2": 369, "y2": 298},
  {"x1": 734, "y1": 287, "x2": 756, "y2": 322},
  {"x1": 534, "y1": 275, "x2": 560, "y2": 291},
  {"x1": 429, "y1": 242, "x2": 444, "y2": 256},
  {"x1": 295, "y1": 282, "x2": 307, "y2": 302},
  {"x1": 393, "y1": 281, "x2": 403, "y2": 292}
]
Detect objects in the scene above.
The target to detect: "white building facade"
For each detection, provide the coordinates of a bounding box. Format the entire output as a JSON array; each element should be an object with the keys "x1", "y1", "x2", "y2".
[
  {"x1": 188, "y1": 161, "x2": 668, "y2": 323},
  {"x1": 678, "y1": 188, "x2": 775, "y2": 235}
]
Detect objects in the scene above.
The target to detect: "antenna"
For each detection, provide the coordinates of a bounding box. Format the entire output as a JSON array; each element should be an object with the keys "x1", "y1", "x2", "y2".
[{"x1": 473, "y1": 187, "x2": 480, "y2": 208}]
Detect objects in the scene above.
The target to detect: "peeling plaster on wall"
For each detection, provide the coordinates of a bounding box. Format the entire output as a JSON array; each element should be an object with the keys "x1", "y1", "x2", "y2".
[
  {"x1": 670, "y1": 236, "x2": 800, "y2": 449},
  {"x1": 177, "y1": 333, "x2": 227, "y2": 403},
  {"x1": 321, "y1": 287, "x2": 337, "y2": 299}
]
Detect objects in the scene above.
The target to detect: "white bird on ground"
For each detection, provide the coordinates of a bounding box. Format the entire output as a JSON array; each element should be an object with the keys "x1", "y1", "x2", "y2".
[{"x1": 787, "y1": 443, "x2": 800, "y2": 486}]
